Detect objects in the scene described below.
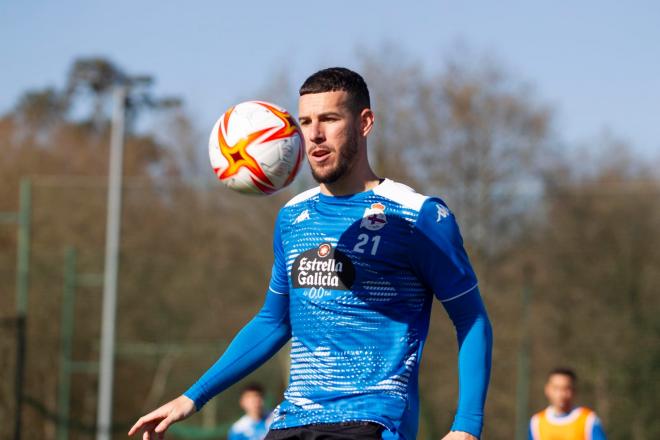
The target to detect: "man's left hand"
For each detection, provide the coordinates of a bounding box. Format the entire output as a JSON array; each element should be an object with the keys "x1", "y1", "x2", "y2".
[{"x1": 441, "y1": 431, "x2": 478, "y2": 440}]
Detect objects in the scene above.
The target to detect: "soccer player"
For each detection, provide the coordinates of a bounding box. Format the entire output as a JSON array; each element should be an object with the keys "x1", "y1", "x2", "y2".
[
  {"x1": 129, "y1": 67, "x2": 493, "y2": 440},
  {"x1": 529, "y1": 368, "x2": 607, "y2": 440},
  {"x1": 228, "y1": 383, "x2": 272, "y2": 440}
]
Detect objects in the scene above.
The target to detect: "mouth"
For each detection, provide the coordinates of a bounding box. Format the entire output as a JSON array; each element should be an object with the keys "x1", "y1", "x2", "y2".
[{"x1": 310, "y1": 148, "x2": 332, "y2": 164}]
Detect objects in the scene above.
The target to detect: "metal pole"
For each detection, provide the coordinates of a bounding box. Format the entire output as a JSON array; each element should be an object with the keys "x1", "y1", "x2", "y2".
[
  {"x1": 58, "y1": 247, "x2": 77, "y2": 440},
  {"x1": 14, "y1": 178, "x2": 32, "y2": 440},
  {"x1": 16, "y1": 178, "x2": 32, "y2": 316},
  {"x1": 96, "y1": 86, "x2": 127, "y2": 440},
  {"x1": 515, "y1": 265, "x2": 534, "y2": 440}
]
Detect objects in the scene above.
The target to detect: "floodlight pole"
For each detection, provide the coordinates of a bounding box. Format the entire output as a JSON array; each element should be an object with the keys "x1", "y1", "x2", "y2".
[{"x1": 96, "y1": 85, "x2": 128, "y2": 440}]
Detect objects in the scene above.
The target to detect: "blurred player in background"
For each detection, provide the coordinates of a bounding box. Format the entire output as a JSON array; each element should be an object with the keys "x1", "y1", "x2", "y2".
[
  {"x1": 529, "y1": 368, "x2": 607, "y2": 440},
  {"x1": 129, "y1": 67, "x2": 492, "y2": 440},
  {"x1": 228, "y1": 383, "x2": 271, "y2": 440}
]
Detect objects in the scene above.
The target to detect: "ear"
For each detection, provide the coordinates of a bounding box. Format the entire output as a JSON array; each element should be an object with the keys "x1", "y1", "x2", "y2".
[{"x1": 359, "y1": 108, "x2": 375, "y2": 137}]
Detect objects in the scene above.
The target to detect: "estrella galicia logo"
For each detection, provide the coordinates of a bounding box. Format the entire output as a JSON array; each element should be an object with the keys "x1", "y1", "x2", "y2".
[{"x1": 292, "y1": 242, "x2": 355, "y2": 290}]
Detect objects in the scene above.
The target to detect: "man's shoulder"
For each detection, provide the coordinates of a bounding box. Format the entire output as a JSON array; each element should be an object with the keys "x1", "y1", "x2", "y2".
[
  {"x1": 280, "y1": 180, "x2": 444, "y2": 212},
  {"x1": 533, "y1": 406, "x2": 597, "y2": 424},
  {"x1": 531, "y1": 408, "x2": 546, "y2": 420},
  {"x1": 276, "y1": 187, "x2": 319, "y2": 228},
  {"x1": 375, "y1": 180, "x2": 458, "y2": 235},
  {"x1": 284, "y1": 186, "x2": 320, "y2": 208},
  {"x1": 373, "y1": 179, "x2": 430, "y2": 212},
  {"x1": 578, "y1": 406, "x2": 601, "y2": 421},
  {"x1": 230, "y1": 415, "x2": 254, "y2": 434}
]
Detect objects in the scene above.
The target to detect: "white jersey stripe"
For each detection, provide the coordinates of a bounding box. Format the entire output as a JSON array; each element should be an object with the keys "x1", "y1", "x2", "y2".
[
  {"x1": 439, "y1": 283, "x2": 479, "y2": 303},
  {"x1": 285, "y1": 186, "x2": 320, "y2": 207},
  {"x1": 585, "y1": 412, "x2": 596, "y2": 440},
  {"x1": 268, "y1": 287, "x2": 288, "y2": 295},
  {"x1": 530, "y1": 414, "x2": 541, "y2": 440},
  {"x1": 372, "y1": 179, "x2": 428, "y2": 212}
]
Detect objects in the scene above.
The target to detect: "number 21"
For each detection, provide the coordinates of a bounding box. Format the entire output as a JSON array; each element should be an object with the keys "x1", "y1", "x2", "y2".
[{"x1": 353, "y1": 233, "x2": 381, "y2": 255}]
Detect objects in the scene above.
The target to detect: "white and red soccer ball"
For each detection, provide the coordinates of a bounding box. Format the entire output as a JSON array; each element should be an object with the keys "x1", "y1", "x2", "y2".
[{"x1": 208, "y1": 100, "x2": 305, "y2": 195}]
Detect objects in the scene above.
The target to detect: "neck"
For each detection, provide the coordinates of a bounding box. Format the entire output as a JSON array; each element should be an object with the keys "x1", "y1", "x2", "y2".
[
  {"x1": 320, "y1": 177, "x2": 380, "y2": 197},
  {"x1": 246, "y1": 411, "x2": 262, "y2": 421},
  {"x1": 319, "y1": 153, "x2": 380, "y2": 196},
  {"x1": 550, "y1": 404, "x2": 573, "y2": 415}
]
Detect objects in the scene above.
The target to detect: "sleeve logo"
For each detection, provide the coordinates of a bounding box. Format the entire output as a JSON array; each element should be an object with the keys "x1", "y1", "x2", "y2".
[
  {"x1": 436, "y1": 204, "x2": 450, "y2": 222},
  {"x1": 293, "y1": 209, "x2": 311, "y2": 224}
]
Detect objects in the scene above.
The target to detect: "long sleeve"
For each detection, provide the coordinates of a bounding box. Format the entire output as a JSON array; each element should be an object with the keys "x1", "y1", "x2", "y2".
[
  {"x1": 442, "y1": 287, "x2": 493, "y2": 438},
  {"x1": 408, "y1": 198, "x2": 491, "y2": 437},
  {"x1": 183, "y1": 291, "x2": 291, "y2": 409},
  {"x1": 184, "y1": 210, "x2": 291, "y2": 410},
  {"x1": 591, "y1": 416, "x2": 607, "y2": 440}
]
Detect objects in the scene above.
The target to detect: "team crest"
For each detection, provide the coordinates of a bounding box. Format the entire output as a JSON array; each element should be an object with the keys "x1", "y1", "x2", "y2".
[{"x1": 360, "y1": 202, "x2": 387, "y2": 231}]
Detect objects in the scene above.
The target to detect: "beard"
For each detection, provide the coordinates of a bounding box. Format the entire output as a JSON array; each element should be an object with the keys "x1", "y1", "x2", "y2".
[{"x1": 309, "y1": 129, "x2": 359, "y2": 184}]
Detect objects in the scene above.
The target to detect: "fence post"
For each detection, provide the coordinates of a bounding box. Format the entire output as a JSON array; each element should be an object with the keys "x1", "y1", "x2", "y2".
[
  {"x1": 14, "y1": 178, "x2": 32, "y2": 440},
  {"x1": 57, "y1": 247, "x2": 77, "y2": 440},
  {"x1": 515, "y1": 265, "x2": 534, "y2": 440}
]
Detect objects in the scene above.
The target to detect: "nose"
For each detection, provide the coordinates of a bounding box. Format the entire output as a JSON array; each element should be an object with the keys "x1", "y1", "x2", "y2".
[{"x1": 307, "y1": 121, "x2": 325, "y2": 145}]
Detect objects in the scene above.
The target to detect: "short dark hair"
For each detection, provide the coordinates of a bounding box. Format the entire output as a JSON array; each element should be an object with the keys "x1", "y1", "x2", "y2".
[
  {"x1": 299, "y1": 67, "x2": 371, "y2": 114},
  {"x1": 547, "y1": 367, "x2": 577, "y2": 383},
  {"x1": 241, "y1": 382, "x2": 264, "y2": 396}
]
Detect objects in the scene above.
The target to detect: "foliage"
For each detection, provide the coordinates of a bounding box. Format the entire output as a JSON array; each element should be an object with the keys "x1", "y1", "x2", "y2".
[{"x1": 0, "y1": 52, "x2": 658, "y2": 439}]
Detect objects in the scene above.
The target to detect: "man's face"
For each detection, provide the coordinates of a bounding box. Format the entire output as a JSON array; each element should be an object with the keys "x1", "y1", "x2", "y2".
[
  {"x1": 544, "y1": 374, "x2": 575, "y2": 411},
  {"x1": 298, "y1": 91, "x2": 360, "y2": 184},
  {"x1": 239, "y1": 391, "x2": 264, "y2": 416}
]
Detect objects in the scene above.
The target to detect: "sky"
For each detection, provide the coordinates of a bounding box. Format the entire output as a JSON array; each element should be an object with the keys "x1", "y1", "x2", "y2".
[{"x1": 2, "y1": 0, "x2": 659, "y2": 158}]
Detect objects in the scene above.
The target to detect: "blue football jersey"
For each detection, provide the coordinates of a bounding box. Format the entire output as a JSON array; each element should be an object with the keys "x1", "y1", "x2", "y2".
[{"x1": 267, "y1": 179, "x2": 478, "y2": 440}]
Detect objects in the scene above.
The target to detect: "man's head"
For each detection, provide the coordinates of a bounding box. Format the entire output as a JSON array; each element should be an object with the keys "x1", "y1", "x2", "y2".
[
  {"x1": 299, "y1": 67, "x2": 371, "y2": 116},
  {"x1": 239, "y1": 383, "x2": 264, "y2": 420},
  {"x1": 544, "y1": 367, "x2": 577, "y2": 413},
  {"x1": 298, "y1": 67, "x2": 374, "y2": 186}
]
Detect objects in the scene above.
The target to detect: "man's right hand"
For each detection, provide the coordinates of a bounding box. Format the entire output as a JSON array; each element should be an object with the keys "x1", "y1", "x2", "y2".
[{"x1": 128, "y1": 395, "x2": 196, "y2": 439}]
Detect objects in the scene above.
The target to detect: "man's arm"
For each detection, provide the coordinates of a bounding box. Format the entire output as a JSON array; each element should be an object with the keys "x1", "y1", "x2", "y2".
[
  {"x1": 442, "y1": 287, "x2": 493, "y2": 438},
  {"x1": 228, "y1": 423, "x2": 247, "y2": 440},
  {"x1": 128, "y1": 291, "x2": 290, "y2": 437},
  {"x1": 184, "y1": 291, "x2": 290, "y2": 408},
  {"x1": 130, "y1": 211, "x2": 292, "y2": 438},
  {"x1": 186, "y1": 207, "x2": 291, "y2": 408},
  {"x1": 409, "y1": 198, "x2": 492, "y2": 439},
  {"x1": 528, "y1": 417, "x2": 536, "y2": 440},
  {"x1": 591, "y1": 416, "x2": 607, "y2": 440}
]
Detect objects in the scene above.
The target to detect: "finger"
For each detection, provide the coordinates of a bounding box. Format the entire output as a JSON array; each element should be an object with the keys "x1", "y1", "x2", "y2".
[
  {"x1": 129, "y1": 418, "x2": 147, "y2": 435},
  {"x1": 129, "y1": 417, "x2": 150, "y2": 435},
  {"x1": 133, "y1": 421, "x2": 157, "y2": 439},
  {"x1": 155, "y1": 415, "x2": 174, "y2": 433},
  {"x1": 129, "y1": 409, "x2": 167, "y2": 435}
]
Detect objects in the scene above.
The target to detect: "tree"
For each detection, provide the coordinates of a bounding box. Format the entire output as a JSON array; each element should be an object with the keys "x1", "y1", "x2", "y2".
[
  {"x1": 532, "y1": 143, "x2": 660, "y2": 439},
  {"x1": 358, "y1": 45, "x2": 553, "y2": 258},
  {"x1": 65, "y1": 58, "x2": 126, "y2": 130}
]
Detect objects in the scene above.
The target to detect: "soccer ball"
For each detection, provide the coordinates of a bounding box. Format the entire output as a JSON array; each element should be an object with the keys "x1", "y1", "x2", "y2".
[{"x1": 209, "y1": 100, "x2": 305, "y2": 195}]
